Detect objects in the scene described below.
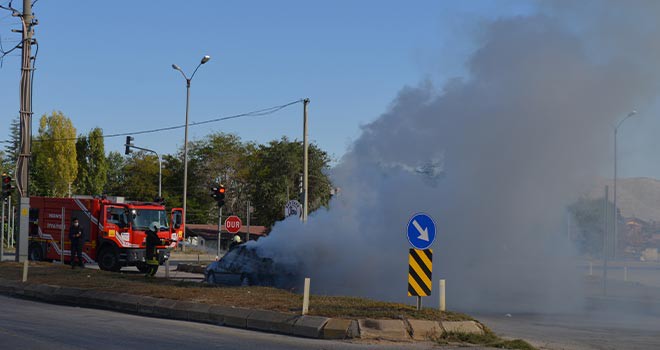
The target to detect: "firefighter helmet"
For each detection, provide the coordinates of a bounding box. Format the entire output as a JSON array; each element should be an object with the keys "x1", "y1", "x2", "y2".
[{"x1": 150, "y1": 221, "x2": 160, "y2": 232}]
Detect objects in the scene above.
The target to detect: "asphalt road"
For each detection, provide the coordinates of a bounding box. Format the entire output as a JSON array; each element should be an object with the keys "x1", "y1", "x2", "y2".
[
  {"x1": 478, "y1": 311, "x2": 660, "y2": 350},
  {"x1": 0, "y1": 295, "x2": 485, "y2": 350}
]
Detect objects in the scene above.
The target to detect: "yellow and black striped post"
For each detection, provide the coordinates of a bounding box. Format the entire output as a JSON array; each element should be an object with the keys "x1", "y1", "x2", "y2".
[{"x1": 408, "y1": 248, "x2": 432, "y2": 309}]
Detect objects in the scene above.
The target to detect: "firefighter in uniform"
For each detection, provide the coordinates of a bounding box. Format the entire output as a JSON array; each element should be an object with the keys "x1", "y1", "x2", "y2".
[
  {"x1": 144, "y1": 221, "x2": 162, "y2": 277},
  {"x1": 69, "y1": 218, "x2": 84, "y2": 269},
  {"x1": 229, "y1": 233, "x2": 242, "y2": 250}
]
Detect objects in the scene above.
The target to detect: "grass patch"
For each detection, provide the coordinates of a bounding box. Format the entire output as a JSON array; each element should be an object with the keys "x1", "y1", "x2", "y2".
[
  {"x1": 435, "y1": 328, "x2": 537, "y2": 350},
  {"x1": 0, "y1": 262, "x2": 472, "y2": 321}
]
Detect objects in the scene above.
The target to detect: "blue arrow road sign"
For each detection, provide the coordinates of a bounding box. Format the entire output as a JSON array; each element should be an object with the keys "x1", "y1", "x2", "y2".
[{"x1": 407, "y1": 213, "x2": 436, "y2": 250}]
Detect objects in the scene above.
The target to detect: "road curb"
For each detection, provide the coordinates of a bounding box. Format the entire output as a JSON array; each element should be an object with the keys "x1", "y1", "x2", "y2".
[
  {"x1": 358, "y1": 319, "x2": 410, "y2": 341},
  {"x1": 176, "y1": 263, "x2": 206, "y2": 274},
  {"x1": 0, "y1": 278, "x2": 484, "y2": 341},
  {"x1": 442, "y1": 320, "x2": 484, "y2": 334}
]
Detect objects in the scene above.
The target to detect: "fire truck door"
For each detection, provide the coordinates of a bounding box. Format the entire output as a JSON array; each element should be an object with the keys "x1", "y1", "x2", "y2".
[
  {"x1": 104, "y1": 206, "x2": 129, "y2": 239},
  {"x1": 171, "y1": 208, "x2": 183, "y2": 241}
]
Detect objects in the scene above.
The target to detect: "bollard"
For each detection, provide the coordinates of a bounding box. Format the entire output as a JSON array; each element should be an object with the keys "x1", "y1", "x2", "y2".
[
  {"x1": 22, "y1": 259, "x2": 28, "y2": 282},
  {"x1": 302, "y1": 277, "x2": 310, "y2": 315},
  {"x1": 589, "y1": 261, "x2": 593, "y2": 276},
  {"x1": 439, "y1": 279, "x2": 446, "y2": 311},
  {"x1": 165, "y1": 258, "x2": 170, "y2": 279},
  {"x1": 624, "y1": 266, "x2": 628, "y2": 282}
]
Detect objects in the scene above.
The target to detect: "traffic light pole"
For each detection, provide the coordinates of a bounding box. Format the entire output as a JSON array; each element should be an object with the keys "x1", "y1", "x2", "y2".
[{"x1": 217, "y1": 206, "x2": 222, "y2": 258}]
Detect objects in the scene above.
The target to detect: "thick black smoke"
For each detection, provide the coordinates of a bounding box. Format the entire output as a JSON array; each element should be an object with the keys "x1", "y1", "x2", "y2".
[{"x1": 253, "y1": 2, "x2": 660, "y2": 312}]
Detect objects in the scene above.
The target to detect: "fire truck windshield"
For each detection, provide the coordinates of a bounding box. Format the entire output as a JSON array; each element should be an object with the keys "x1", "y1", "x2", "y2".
[{"x1": 130, "y1": 209, "x2": 170, "y2": 231}]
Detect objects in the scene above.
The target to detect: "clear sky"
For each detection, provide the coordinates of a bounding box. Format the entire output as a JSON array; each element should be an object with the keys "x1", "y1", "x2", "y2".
[
  {"x1": 2, "y1": 0, "x2": 656, "y2": 178},
  {"x1": 0, "y1": 0, "x2": 532, "y2": 162}
]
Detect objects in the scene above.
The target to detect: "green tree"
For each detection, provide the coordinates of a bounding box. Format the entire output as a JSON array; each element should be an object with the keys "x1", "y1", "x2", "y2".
[
  {"x1": 75, "y1": 127, "x2": 108, "y2": 195},
  {"x1": 4, "y1": 117, "x2": 19, "y2": 166},
  {"x1": 31, "y1": 111, "x2": 78, "y2": 197},
  {"x1": 183, "y1": 132, "x2": 252, "y2": 224},
  {"x1": 0, "y1": 150, "x2": 10, "y2": 175},
  {"x1": 104, "y1": 151, "x2": 126, "y2": 196},
  {"x1": 161, "y1": 154, "x2": 183, "y2": 208},
  {"x1": 568, "y1": 197, "x2": 614, "y2": 256},
  {"x1": 122, "y1": 151, "x2": 160, "y2": 201},
  {"x1": 247, "y1": 137, "x2": 332, "y2": 227}
]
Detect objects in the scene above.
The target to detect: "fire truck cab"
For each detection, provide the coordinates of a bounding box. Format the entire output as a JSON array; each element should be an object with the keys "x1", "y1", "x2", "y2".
[{"x1": 27, "y1": 196, "x2": 184, "y2": 272}]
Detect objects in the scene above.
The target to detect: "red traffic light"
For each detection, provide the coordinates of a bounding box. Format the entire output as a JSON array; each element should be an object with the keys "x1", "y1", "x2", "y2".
[
  {"x1": 218, "y1": 187, "x2": 225, "y2": 194},
  {"x1": 2, "y1": 176, "x2": 9, "y2": 184}
]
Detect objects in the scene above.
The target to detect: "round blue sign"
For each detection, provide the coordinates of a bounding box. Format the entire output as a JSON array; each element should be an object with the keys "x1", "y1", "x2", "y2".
[{"x1": 406, "y1": 213, "x2": 436, "y2": 250}]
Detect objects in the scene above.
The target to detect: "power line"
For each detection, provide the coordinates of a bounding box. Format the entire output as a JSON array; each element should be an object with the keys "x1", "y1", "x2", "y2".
[{"x1": 1, "y1": 99, "x2": 304, "y2": 144}]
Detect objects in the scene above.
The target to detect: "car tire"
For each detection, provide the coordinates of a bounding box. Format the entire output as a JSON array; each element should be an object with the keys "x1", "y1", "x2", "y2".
[
  {"x1": 207, "y1": 271, "x2": 216, "y2": 284},
  {"x1": 98, "y1": 248, "x2": 121, "y2": 272},
  {"x1": 240, "y1": 273, "x2": 251, "y2": 287}
]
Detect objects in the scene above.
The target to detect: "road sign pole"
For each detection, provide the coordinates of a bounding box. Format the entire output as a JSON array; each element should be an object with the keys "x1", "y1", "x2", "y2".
[{"x1": 407, "y1": 214, "x2": 436, "y2": 308}]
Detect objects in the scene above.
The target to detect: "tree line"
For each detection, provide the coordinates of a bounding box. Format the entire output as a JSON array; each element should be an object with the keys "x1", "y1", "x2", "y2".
[{"x1": 2, "y1": 111, "x2": 334, "y2": 227}]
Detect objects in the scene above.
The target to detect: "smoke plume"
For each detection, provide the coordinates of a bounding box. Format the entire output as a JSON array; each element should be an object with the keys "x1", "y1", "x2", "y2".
[{"x1": 253, "y1": 1, "x2": 660, "y2": 312}]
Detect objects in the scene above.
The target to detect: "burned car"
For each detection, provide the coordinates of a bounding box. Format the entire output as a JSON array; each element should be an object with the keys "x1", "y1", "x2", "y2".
[{"x1": 204, "y1": 245, "x2": 298, "y2": 288}]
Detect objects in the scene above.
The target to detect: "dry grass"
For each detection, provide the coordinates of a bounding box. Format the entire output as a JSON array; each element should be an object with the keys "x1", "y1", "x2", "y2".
[{"x1": 0, "y1": 262, "x2": 472, "y2": 321}]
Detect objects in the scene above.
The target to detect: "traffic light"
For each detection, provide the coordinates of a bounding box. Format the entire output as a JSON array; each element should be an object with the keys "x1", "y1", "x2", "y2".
[
  {"x1": 2, "y1": 174, "x2": 14, "y2": 199},
  {"x1": 211, "y1": 184, "x2": 226, "y2": 207},
  {"x1": 125, "y1": 136, "x2": 134, "y2": 155}
]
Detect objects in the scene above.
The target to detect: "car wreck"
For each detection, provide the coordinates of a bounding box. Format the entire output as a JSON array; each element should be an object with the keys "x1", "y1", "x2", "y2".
[{"x1": 204, "y1": 245, "x2": 299, "y2": 289}]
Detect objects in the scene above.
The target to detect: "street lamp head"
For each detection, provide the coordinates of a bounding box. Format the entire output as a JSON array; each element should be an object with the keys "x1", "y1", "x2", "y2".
[
  {"x1": 201, "y1": 55, "x2": 211, "y2": 64},
  {"x1": 628, "y1": 110, "x2": 637, "y2": 117},
  {"x1": 172, "y1": 64, "x2": 181, "y2": 71}
]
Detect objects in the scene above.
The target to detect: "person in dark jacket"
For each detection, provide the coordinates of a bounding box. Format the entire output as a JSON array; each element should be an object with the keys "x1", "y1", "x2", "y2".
[
  {"x1": 144, "y1": 221, "x2": 162, "y2": 277},
  {"x1": 69, "y1": 218, "x2": 84, "y2": 269}
]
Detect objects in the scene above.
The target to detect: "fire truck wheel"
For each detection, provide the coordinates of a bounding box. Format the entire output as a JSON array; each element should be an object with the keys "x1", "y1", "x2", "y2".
[
  {"x1": 28, "y1": 243, "x2": 44, "y2": 261},
  {"x1": 98, "y1": 248, "x2": 121, "y2": 272}
]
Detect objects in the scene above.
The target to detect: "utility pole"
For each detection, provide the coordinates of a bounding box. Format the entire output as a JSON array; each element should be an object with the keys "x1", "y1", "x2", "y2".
[
  {"x1": 16, "y1": 0, "x2": 36, "y2": 262},
  {"x1": 602, "y1": 186, "x2": 609, "y2": 296},
  {"x1": 302, "y1": 98, "x2": 310, "y2": 222}
]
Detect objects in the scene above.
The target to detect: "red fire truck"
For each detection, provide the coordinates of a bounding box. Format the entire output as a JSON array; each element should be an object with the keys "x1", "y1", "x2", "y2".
[{"x1": 27, "y1": 196, "x2": 184, "y2": 273}]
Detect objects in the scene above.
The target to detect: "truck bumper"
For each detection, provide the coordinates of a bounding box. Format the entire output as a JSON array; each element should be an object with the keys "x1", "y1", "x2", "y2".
[{"x1": 120, "y1": 249, "x2": 170, "y2": 266}]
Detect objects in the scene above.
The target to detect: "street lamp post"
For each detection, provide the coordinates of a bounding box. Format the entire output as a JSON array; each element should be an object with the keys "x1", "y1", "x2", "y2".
[
  {"x1": 613, "y1": 110, "x2": 637, "y2": 258},
  {"x1": 172, "y1": 56, "x2": 211, "y2": 246}
]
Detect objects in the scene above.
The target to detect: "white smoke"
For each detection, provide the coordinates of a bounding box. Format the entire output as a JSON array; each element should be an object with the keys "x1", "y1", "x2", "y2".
[{"x1": 253, "y1": 1, "x2": 660, "y2": 312}]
